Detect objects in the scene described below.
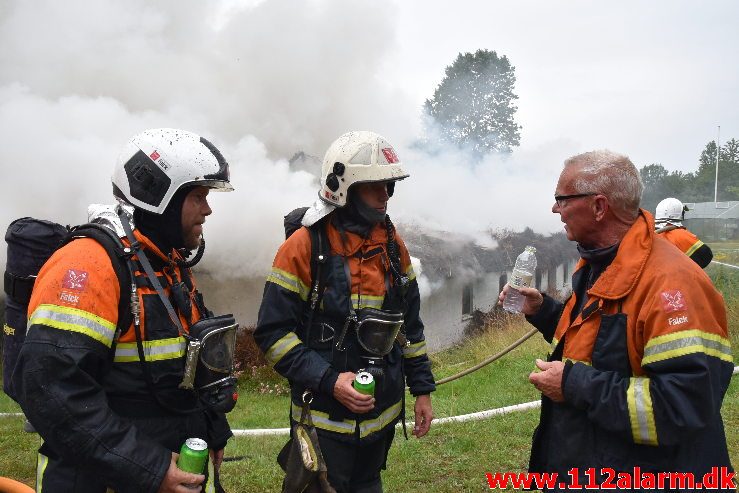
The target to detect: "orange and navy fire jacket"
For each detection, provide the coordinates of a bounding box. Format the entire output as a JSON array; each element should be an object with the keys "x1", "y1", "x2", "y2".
[
  {"x1": 658, "y1": 226, "x2": 713, "y2": 268},
  {"x1": 12, "y1": 229, "x2": 230, "y2": 493},
  {"x1": 255, "y1": 215, "x2": 435, "y2": 443},
  {"x1": 526, "y1": 210, "x2": 733, "y2": 486}
]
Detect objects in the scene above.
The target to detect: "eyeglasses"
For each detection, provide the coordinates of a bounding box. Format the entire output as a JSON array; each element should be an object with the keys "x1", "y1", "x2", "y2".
[{"x1": 554, "y1": 193, "x2": 597, "y2": 207}]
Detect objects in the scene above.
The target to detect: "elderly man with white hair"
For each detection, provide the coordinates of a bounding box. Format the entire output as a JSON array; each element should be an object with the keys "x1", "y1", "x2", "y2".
[{"x1": 500, "y1": 150, "x2": 734, "y2": 491}]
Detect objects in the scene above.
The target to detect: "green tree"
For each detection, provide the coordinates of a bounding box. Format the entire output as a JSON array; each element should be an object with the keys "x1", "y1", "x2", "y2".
[
  {"x1": 424, "y1": 49, "x2": 521, "y2": 157},
  {"x1": 694, "y1": 139, "x2": 739, "y2": 201},
  {"x1": 640, "y1": 138, "x2": 739, "y2": 208},
  {"x1": 639, "y1": 164, "x2": 689, "y2": 212},
  {"x1": 723, "y1": 138, "x2": 739, "y2": 163},
  {"x1": 721, "y1": 138, "x2": 739, "y2": 197},
  {"x1": 639, "y1": 164, "x2": 669, "y2": 212}
]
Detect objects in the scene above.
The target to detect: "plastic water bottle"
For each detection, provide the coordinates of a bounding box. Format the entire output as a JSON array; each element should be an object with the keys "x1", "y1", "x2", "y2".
[{"x1": 503, "y1": 246, "x2": 537, "y2": 313}]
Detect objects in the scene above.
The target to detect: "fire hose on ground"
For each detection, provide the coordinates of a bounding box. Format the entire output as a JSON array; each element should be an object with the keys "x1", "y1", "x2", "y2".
[
  {"x1": 712, "y1": 260, "x2": 739, "y2": 270},
  {"x1": 1, "y1": 337, "x2": 738, "y2": 436},
  {"x1": 229, "y1": 363, "x2": 739, "y2": 437},
  {"x1": 228, "y1": 329, "x2": 739, "y2": 436},
  {"x1": 434, "y1": 327, "x2": 539, "y2": 385}
]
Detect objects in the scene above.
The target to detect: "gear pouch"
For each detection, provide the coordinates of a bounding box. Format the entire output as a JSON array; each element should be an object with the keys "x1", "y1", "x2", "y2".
[{"x1": 278, "y1": 394, "x2": 336, "y2": 493}]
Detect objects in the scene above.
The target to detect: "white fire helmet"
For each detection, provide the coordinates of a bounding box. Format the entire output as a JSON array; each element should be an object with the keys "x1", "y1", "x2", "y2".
[
  {"x1": 112, "y1": 128, "x2": 234, "y2": 214},
  {"x1": 319, "y1": 131, "x2": 409, "y2": 207},
  {"x1": 655, "y1": 197, "x2": 688, "y2": 227},
  {"x1": 302, "y1": 131, "x2": 409, "y2": 226}
]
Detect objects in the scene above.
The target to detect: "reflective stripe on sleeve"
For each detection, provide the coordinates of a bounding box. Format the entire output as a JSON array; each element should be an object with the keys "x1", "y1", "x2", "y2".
[
  {"x1": 265, "y1": 332, "x2": 301, "y2": 366},
  {"x1": 29, "y1": 304, "x2": 116, "y2": 348},
  {"x1": 267, "y1": 268, "x2": 309, "y2": 301},
  {"x1": 685, "y1": 240, "x2": 704, "y2": 257},
  {"x1": 405, "y1": 264, "x2": 416, "y2": 282},
  {"x1": 113, "y1": 337, "x2": 186, "y2": 362},
  {"x1": 403, "y1": 340, "x2": 427, "y2": 359},
  {"x1": 642, "y1": 329, "x2": 732, "y2": 366},
  {"x1": 627, "y1": 376, "x2": 658, "y2": 446}
]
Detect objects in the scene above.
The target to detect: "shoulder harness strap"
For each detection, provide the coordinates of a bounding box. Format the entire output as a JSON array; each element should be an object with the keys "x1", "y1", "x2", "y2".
[
  {"x1": 303, "y1": 220, "x2": 329, "y2": 338},
  {"x1": 64, "y1": 223, "x2": 136, "y2": 341},
  {"x1": 384, "y1": 215, "x2": 409, "y2": 304}
]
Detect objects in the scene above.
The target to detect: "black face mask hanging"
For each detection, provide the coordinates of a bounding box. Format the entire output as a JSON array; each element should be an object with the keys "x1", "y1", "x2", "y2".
[
  {"x1": 133, "y1": 186, "x2": 192, "y2": 253},
  {"x1": 335, "y1": 189, "x2": 387, "y2": 238}
]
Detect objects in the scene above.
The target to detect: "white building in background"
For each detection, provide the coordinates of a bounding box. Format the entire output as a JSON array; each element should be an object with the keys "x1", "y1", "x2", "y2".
[
  {"x1": 684, "y1": 200, "x2": 739, "y2": 242},
  {"x1": 198, "y1": 228, "x2": 579, "y2": 352},
  {"x1": 416, "y1": 258, "x2": 578, "y2": 351},
  {"x1": 401, "y1": 229, "x2": 577, "y2": 351}
]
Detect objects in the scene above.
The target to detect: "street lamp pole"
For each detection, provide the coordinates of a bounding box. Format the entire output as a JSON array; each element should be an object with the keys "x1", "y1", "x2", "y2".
[{"x1": 714, "y1": 125, "x2": 720, "y2": 203}]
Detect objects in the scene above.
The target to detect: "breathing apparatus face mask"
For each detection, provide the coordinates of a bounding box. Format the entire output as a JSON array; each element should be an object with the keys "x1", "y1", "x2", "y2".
[
  {"x1": 354, "y1": 308, "x2": 404, "y2": 356},
  {"x1": 179, "y1": 314, "x2": 239, "y2": 413}
]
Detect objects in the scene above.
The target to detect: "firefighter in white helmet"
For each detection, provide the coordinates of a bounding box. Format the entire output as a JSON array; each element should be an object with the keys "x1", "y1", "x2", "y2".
[
  {"x1": 655, "y1": 197, "x2": 713, "y2": 268},
  {"x1": 14, "y1": 129, "x2": 236, "y2": 492},
  {"x1": 255, "y1": 131, "x2": 435, "y2": 492}
]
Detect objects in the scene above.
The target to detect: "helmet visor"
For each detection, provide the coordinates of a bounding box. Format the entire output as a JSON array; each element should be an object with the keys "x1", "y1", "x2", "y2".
[{"x1": 189, "y1": 179, "x2": 234, "y2": 192}]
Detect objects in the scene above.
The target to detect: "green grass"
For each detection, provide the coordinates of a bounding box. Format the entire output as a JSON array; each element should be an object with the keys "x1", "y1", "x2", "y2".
[
  {"x1": 708, "y1": 241, "x2": 739, "y2": 271},
  {"x1": 0, "y1": 418, "x2": 40, "y2": 485},
  {"x1": 2, "y1": 270, "x2": 738, "y2": 491}
]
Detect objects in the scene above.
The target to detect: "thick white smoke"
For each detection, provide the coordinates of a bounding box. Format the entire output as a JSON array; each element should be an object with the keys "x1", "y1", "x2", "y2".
[
  {"x1": 0, "y1": 0, "x2": 416, "y2": 156},
  {"x1": 0, "y1": 0, "x2": 571, "y2": 284}
]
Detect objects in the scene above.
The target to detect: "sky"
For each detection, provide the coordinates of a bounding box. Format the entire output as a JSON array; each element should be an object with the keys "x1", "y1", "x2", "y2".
[{"x1": 1, "y1": 0, "x2": 737, "y2": 279}]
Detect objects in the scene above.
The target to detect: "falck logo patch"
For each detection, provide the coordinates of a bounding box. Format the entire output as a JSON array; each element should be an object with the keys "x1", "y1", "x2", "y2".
[
  {"x1": 660, "y1": 289, "x2": 686, "y2": 313},
  {"x1": 150, "y1": 150, "x2": 170, "y2": 169},
  {"x1": 62, "y1": 269, "x2": 89, "y2": 291},
  {"x1": 59, "y1": 291, "x2": 80, "y2": 305},
  {"x1": 381, "y1": 147, "x2": 399, "y2": 164}
]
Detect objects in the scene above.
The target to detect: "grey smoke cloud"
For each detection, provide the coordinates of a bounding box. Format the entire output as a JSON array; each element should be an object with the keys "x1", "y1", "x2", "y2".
[
  {"x1": 2, "y1": 0, "x2": 736, "y2": 282},
  {"x1": 201, "y1": 135, "x2": 573, "y2": 280},
  {"x1": 0, "y1": 0, "x2": 414, "y2": 276},
  {"x1": 0, "y1": 0, "x2": 415, "y2": 156},
  {"x1": 0, "y1": 0, "x2": 567, "y2": 281},
  {"x1": 202, "y1": 136, "x2": 318, "y2": 278}
]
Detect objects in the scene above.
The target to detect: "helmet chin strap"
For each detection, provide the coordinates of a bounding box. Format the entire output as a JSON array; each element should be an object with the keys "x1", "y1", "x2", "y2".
[{"x1": 178, "y1": 235, "x2": 205, "y2": 268}]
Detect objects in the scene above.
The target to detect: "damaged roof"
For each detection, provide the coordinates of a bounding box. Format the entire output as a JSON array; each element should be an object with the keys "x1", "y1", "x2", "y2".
[{"x1": 398, "y1": 224, "x2": 577, "y2": 283}]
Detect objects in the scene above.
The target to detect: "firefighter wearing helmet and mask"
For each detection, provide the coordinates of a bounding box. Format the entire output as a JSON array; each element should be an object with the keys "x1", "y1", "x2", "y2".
[
  {"x1": 655, "y1": 197, "x2": 713, "y2": 268},
  {"x1": 255, "y1": 131, "x2": 436, "y2": 493},
  {"x1": 12, "y1": 129, "x2": 239, "y2": 493}
]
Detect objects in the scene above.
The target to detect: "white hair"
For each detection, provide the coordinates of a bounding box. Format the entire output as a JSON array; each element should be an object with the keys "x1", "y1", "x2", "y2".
[{"x1": 564, "y1": 150, "x2": 643, "y2": 219}]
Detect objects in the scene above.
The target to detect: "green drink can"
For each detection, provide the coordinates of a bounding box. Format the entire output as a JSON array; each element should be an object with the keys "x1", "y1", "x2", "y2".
[
  {"x1": 177, "y1": 438, "x2": 208, "y2": 475},
  {"x1": 354, "y1": 371, "x2": 375, "y2": 396}
]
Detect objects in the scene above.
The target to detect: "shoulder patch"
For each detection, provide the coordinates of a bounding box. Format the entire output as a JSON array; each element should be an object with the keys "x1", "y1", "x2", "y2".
[
  {"x1": 660, "y1": 289, "x2": 686, "y2": 313},
  {"x1": 62, "y1": 269, "x2": 89, "y2": 291}
]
